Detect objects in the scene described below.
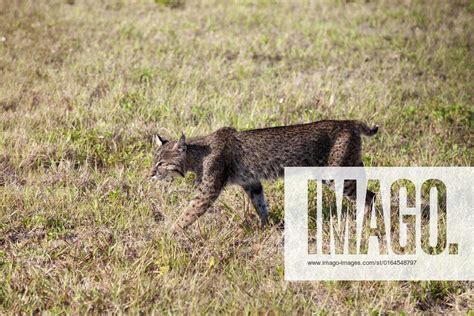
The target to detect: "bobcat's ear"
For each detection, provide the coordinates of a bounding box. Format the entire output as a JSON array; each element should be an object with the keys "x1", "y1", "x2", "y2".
[
  {"x1": 153, "y1": 134, "x2": 167, "y2": 147},
  {"x1": 174, "y1": 132, "x2": 187, "y2": 152}
]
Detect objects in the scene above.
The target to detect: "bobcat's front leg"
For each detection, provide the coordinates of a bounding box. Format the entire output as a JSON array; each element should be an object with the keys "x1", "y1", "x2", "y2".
[{"x1": 172, "y1": 176, "x2": 224, "y2": 233}]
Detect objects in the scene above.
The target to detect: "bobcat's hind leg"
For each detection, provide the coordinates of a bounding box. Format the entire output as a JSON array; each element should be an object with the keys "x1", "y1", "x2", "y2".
[
  {"x1": 322, "y1": 164, "x2": 376, "y2": 213},
  {"x1": 342, "y1": 162, "x2": 376, "y2": 212},
  {"x1": 242, "y1": 182, "x2": 269, "y2": 227}
]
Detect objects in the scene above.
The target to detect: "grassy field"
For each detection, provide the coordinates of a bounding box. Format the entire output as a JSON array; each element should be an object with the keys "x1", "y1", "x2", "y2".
[{"x1": 0, "y1": 0, "x2": 473, "y2": 313}]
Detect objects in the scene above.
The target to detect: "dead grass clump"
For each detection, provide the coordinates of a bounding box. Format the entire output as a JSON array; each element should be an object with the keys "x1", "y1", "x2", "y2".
[
  {"x1": 0, "y1": 100, "x2": 18, "y2": 112},
  {"x1": 0, "y1": 154, "x2": 23, "y2": 186},
  {"x1": 19, "y1": 145, "x2": 76, "y2": 171}
]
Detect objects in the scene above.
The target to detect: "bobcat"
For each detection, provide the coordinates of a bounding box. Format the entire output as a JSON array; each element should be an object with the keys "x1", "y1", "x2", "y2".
[{"x1": 150, "y1": 120, "x2": 378, "y2": 233}]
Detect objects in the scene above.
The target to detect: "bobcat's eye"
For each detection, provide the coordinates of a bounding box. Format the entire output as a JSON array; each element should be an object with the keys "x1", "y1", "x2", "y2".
[{"x1": 156, "y1": 161, "x2": 164, "y2": 167}]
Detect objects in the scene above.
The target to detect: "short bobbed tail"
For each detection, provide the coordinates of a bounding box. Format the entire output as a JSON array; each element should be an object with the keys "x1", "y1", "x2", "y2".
[{"x1": 358, "y1": 122, "x2": 379, "y2": 136}]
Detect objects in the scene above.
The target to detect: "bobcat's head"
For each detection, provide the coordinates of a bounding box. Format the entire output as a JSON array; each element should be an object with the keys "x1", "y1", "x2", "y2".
[{"x1": 150, "y1": 133, "x2": 187, "y2": 180}]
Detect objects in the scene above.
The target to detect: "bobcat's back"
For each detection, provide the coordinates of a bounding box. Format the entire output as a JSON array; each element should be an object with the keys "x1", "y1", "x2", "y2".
[{"x1": 218, "y1": 120, "x2": 377, "y2": 184}]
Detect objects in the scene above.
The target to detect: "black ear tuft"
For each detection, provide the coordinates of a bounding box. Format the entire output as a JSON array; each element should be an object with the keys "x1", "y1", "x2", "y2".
[{"x1": 176, "y1": 132, "x2": 187, "y2": 152}]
